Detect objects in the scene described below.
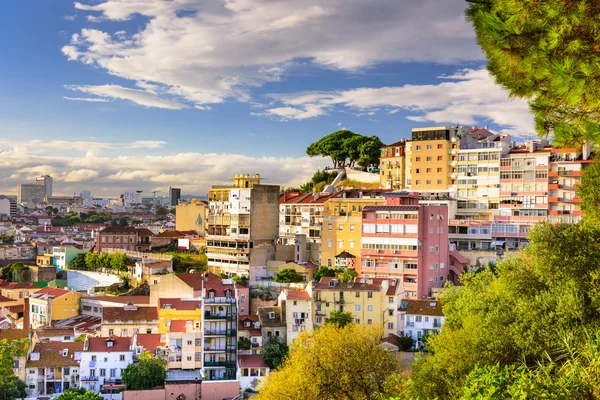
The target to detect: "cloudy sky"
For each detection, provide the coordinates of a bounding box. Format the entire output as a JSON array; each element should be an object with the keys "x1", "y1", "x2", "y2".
[{"x1": 0, "y1": 0, "x2": 533, "y2": 197}]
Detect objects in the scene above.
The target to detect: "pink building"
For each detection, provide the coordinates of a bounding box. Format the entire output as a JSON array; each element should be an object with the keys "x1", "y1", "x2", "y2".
[{"x1": 360, "y1": 191, "x2": 464, "y2": 299}]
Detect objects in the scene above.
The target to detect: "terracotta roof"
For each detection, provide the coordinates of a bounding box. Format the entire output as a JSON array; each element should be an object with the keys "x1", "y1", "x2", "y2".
[
  {"x1": 313, "y1": 277, "x2": 387, "y2": 291},
  {"x1": 157, "y1": 230, "x2": 185, "y2": 238},
  {"x1": 286, "y1": 290, "x2": 311, "y2": 300},
  {"x1": 30, "y1": 286, "x2": 72, "y2": 299},
  {"x1": 0, "y1": 280, "x2": 41, "y2": 289},
  {"x1": 36, "y1": 328, "x2": 74, "y2": 337},
  {"x1": 238, "y1": 354, "x2": 268, "y2": 369},
  {"x1": 102, "y1": 306, "x2": 158, "y2": 322},
  {"x1": 99, "y1": 226, "x2": 137, "y2": 234},
  {"x1": 180, "y1": 230, "x2": 198, "y2": 236},
  {"x1": 135, "y1": 228, "x2": 155, "y2": 237},
  {"x1": 257, "y1": 307, "x2": 285, "y2": 328},
  {"x1": 383, "y1": 140, "x2": 406, "y2": 148},
  {"x1": 399, "y1": 300, "x2": 444, "y2": 317},
  {"x1": 280, "y1": 192, "x2": 335, "y2": 204},
  {"x1": 381, "y1": 335, "x2": 399, "y2": 347},
  {"x1": 84, "y1": 295, "x2": 151, "y2": 305},
  {"x1": 52, "y1": 314, "x2": 102, "y2": 334},
  {"x1": 159, "y1": 298, "x2": 202, "y2": 310},
  {"x1": 27, "y1": 341, "x2": 84, "y2": 367},
  {"x1": 386, "y1": 280, "x2": 399, "y2": 296},
  {"x1": 0, "y1": 329, "x2": 28, "y2": 342},
  {"x1": 0, "y1": 294, "x2": 15, "y2": 303},
  {"x1": 86, "y1": 336, "x2": 132, "y2": 352},
  {"x1": 335, "y1": 251, "x2": 356, "y2": 259},
  {"x1": 175, "y1": 273, "x2": 205, "y2": 290},
  {"x1": 135, "y1": 333, "x2": 164, "y2": 354},
  {"x1": 170, "y1": 320, "x2": 192, "y2": 333}
]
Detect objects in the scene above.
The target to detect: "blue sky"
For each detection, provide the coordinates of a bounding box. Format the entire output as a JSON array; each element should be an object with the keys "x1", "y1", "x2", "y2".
[{"x1": 0, "y1": 0, "x2": 533, "y2": 196}]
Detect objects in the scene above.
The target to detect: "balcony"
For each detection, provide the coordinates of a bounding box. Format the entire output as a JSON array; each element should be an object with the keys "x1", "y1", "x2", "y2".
[
  {"x1": 81, "y1": 377, "x2": 99, "y2": 382},
  {"x1": 558, "y1": 170, "x2": 581, "y2": 177},
  {"x1": 548, "y1": 197, "x2": 559, "y2": 203},
  {"x1": 204, "y1": 297, "x2": 236, "y2": 304},
  {"x1": 204, "y1": 346, "x2": 226, "y2": 351},
  {"x1": 204, "y1": 312, "x2": 230, "y2": 320},
  {"x1": 548, "y1": 183, "x2": 559, "y2": 190},
  {"x1": 204, "y1": 329, "x2": 227, "y2": 335},
  {"x1": 204, "y1": 361, "x2": 227, "y2": 367}
]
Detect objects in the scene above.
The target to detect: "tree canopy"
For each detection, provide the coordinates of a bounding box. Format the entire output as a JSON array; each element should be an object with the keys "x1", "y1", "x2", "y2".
[
  {"x1": 314, "y1": 266, "x2": 337, "y2": 282},
  {"x1": 122, "y1": 351, "x2": 166, "y2": 390},
  {"x1": 54, "y1": 388, "x2": 103, "y2": 400},
  {"x1": 0, "y1": 263, "x2": 28, "y2": 282},
  {"x1": 274, "y1": 268, "x2": 304, "y2": 283},
  {"x1": 404, "y1": 221, "x2": 600, "y2": 399},
  {"x1": 0, "y1": 338, "x2": 28, "y2": 400},
  {"x1": 326, "y1": 310, "x2": 353, "y2": 328},
  {"x1": 577, "y1": 159, "x2": 600, "y2": 226},
  {"x1": 262, "y1": 337, "x2": 289, "y2": 370},
  {"x1": 256, "y1": 324, "x2": 401, "y2": 400},
  {"x1": 307, "y1": 130, "x2": 383, "y2": 169},
  {"x1": 466, "y1": 0, "x2": 600, "y2": 145}
]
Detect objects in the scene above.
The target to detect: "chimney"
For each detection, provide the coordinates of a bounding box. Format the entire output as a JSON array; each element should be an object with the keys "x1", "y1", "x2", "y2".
[
  {"x1": 313, "y1": 191, "x2": 319, "y2": 201},
  {"x1": 23, "y1": 296, "x2": 30, "y2": 331}
]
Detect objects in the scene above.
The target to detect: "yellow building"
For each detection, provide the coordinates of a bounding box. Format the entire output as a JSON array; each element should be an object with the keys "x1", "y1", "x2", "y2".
[
  {"x1": 158, "y1": 298, "x2": 203, "y2": 370},
  {"x1": 0, "y1": 280, "x2": 42, "y2": 303},
  {"x1": 321, "y1": 190, "x2": 386, "y2": 269},
  {"x1": 176, "y1": 199, "x2": 208, "y2": 234},
  {"x1": 29, "y1": 287, "x2": 82, "y2": 328},
  {"x1": 407, "y1": 126, "x2": 460, "y2": 191},
  {"x1": 380, "y1": 140, "x2": 406, "y2": 190},
  {"x1": 311, "y1": 277, "x2": 401, "y2": 336},
  {"x1": 265, "y1": 261, "x2": 317, "y2": 281}
]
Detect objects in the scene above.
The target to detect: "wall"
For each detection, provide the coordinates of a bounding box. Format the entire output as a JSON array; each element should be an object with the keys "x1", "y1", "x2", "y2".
[
  {"x1": 123, "y1": 381, "x2": 239, "y2": 400},
  {"x1": 50, "y1": 291, "x2": 82, "y2": 321},
  {"x1": 344, "y1": 168, "x2": 381, "y2": 183},
  {"x1": 149, "y1": 273, "x2": 194, "y2": 305},
  {"x1": 456, "y1": 249, "x2": 498, "y2": 268},
  {"x1": 66, "y1": 270, "x2": 121, "y2": 292},
  {"x1": 176, "y1": 200, "x2": 208, "y2": 234},
  {"x1": 249, "y1": 185, "x2": 280, "y2": 269}
]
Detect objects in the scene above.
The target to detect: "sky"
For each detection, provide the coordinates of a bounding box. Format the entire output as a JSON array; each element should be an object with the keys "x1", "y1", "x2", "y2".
[{"x1": 0, "y1": 0, "x2": 534, "y2": 197}]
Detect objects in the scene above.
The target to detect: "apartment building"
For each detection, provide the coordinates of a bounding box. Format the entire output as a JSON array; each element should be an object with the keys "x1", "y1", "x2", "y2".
[
  {"x1": 311, "y1": 277, "x2": 401, "y2": 336},
  {"x1": 406, "y1": 126, "x2": 464, "y2": 192},
  {"x1": 398, "y1": 299, "x2": 445, "y2": 349},
  {"x1": 158, "y1": 298, "x2": 203, "y2": 371},
  {"x1": 95, "y1": 226, "x2": 154, "y2": 253},
  {"x1": 321, "y1": 190, "x2": 386, "y2": 270},
  {"x1": 0, "y1": 280, "x2": 42, "y2": 302},
  {"x1": 25, "y1": 341, "x2": 83, "y2": 397},
  {"x1": 455, "y1": 129, "x2": 512, "y2": 220},
  {"x1": 29, "y1": 287, "x2": 82, "y2": 328},
  {"x1": 361, "y1": 192, "x2": 467, "y2": 297},
  {"x1": 207, "y1": 174, "x2": 280, "y2": 277},
  {"x1": 279, "y1": 191, "x2": 334, "y2": 246},
  {"x1": 380, "y1": 140, "x2": 406, "y2": 190},
  {"x1": 176, "y1": 199, "x2": 208, "y2": 234},
  {"x1": 277, "y1": 289, "x2": 313, "y2": 346},
  {"x1": 100, "y1": 304, "x2": 159, "y2": 337},
  {"x1": 238, "y1": 315, "x2": 263, "y2": 354},
  {"x1": 80, "y1": 336, "x2": 133, "y2": 392}
]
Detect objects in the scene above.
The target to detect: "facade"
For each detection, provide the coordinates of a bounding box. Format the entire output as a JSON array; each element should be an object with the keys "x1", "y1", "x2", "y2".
[
  {"x1": 360, "y1": 192, "x2": 462, "y2": 298},
  {"x1": 36, "y1": 175, "x2": 53, "y2": 197},
  {"x1": 158, "y1": 298, "x2": 203, "y2": 371},
  {"x1": 80, "y1": 336, "x2": 133, "y2": 392},
  {"x1": 51, "y1": 246, "x2": 86, "y2": 270},
  {"x1": 399, "y1": 299, "x2": 445, "y2": 349},
  {"x1": 278, "y1": 289, "x2": 312, "y2": 346},
  {"x1": 170, "y1": 187, "x2": 182, "y2": 207},
  {"x1": 311, "y1": 277, "x2": 400, "y2": 335},
  {"x1": 29, "y1": 287, "x2": 82, "y2": 328},
  {"x1": 100, "y1": 304, "x2": 159, "y2": 337},
  {"x1": 0, "y1": 243, "x2": 36, "y2": 260},
  {"x1": 278, "y1": 191, "x2": 334, "y2": 246},
  {"x1": 238, "y1": 354, "x2": 270, "y2": 391},
  {"x1": 44, "y1": 196, "x2": 83, "y2": 206},
  {"x1": 238, "y1": 315, "x2": 263, "y2": 354},
  {"x1": 17, "y1": 184, "x2": 46, "y2": 206},
  {"x1": 122, "y1": 190, "x2": 143, "y2": 205},
  {"x1": 176, "y1": 199, "x2": 208, "y2": 234},
  {"x1": 95, "y1": 226, "x2": 153, "y2": 253},
  {"x1": 206, "y1": 174, "x2": 280, "y2": 277},
  {"x1": 25, "y1": 341, "x2": 83, "y2": 397},
  {"x1": 0, "y1": 280, "x2": 42, "y2": 302},
  {"x1": 380, "y1": 140, "x2": 406, "y2": 190},
  {"x1": 257, "y1": 306, "x2": 286, "y2": 345},
  {"x1": 321, "y1": 189, "x2": 387, "y2": 269},
  {"x1": 0, "y1": 329, "x2": 28, "y2": 381},
  {"x1": 0, "y1": 195, "x2": 17, "y2": 217}
]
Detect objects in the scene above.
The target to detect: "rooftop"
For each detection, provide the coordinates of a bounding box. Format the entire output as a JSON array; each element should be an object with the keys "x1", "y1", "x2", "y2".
[
  {"x1": 86, "y1": 336, "x2": 132, "y2": 352},
  {"x1": 159, "y1": 298, "x2": 202, "y2": 311},
  {"x1": 102, "y1": 306, "x2": 158, "y2": 322},
  {"x1": 30, "y1": 286, "x2": 72, "y2": 300},
  {"x1": 36, "y1": 328, "x2": 75, "y2": 337},
  {"x1": 238, "y1": 354, "x2": 269, "y2": 369},
  {"x1": 286, "y1": 290, "x2": 311, "y2": 301},
  {"x1": 257, "y1": 306, "x2": 285, "y2": 328},
  {"x1": 169, "y1": 319, "x2": 193, "y2": 333},
  {"x1": 134, "y1": 333, "x2": 164, "y2": 355},
  {"x1": 399, "y1": 299, "x2": 444, "y2": 316},
  {"x1": 27, "y1": 341, "x2": 84, "y2": 367}
]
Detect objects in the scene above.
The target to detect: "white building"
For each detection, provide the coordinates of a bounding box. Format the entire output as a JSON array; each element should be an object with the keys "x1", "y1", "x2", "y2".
[
  {"x1": 80, "y1": 336, "x2": 133, "y2": 392},
  {"x1": 238, "y1": 354, "x2": 270, "y2": 391},
  {"x1": 123, "y1": 190, "x2": 143, "y2": 205},
  {"x1": 278, "y1": 288, "x2": 313, "y2": 346},
  {"x1": 398, "y1": 299, "x2": 445, "y2": 349},
  {"x1": 25, "y1": 341, "x2": 83, "y2": 397}
]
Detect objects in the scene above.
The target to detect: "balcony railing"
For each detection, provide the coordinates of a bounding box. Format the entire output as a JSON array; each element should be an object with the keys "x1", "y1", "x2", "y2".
[
  {"x1": 204, "y1": 329, "x2": 227, "y2": 335},
  {"x1": 204, "y1": 361, "x2": 227, "y2": 367},
  {"x1": 204, "y1": 346, "x2": 226, "y2": 351},
  {"x1": 204, "y1": 312, "x2": 233, "y2": 320},
  {"x1": 81, "y1": 376, "x2": 99, "y2": 382},
  {"x1": 204, "y1": 297, "x2": 236, "y2": 304}
]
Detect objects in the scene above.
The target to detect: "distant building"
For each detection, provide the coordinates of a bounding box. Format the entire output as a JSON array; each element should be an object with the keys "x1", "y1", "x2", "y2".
[
  {"x1": 95, "y1": 226, "x2": 154, "y2": 253},
  {"x1": 169, "y1": 187, "x2": 181, "y2": 207},
  {"x1": 17, "y1": 184, "x2": 46, "y2": 206},
  {"x1": 0, "y1": 195, "x2": 17, "y2": 217},
  {"x1": 176, "y1": 199, "x2": 208, "y2": 234},
  {"x1": 122, "y1": 190, "x2": 143, "y2": 205},
  {"x1": 80, "y1": 190, "x2": 92, "y2": 200},
  {"x1": 36, "y1": 175, "x2": 53, "y2": 197},
  {"x1": 44, "y1": 196, "x2": 83, "y2": 206}
]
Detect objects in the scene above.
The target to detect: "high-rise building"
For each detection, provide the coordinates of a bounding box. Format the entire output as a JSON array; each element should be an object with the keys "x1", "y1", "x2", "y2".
[
  {"x1": 36, "y1": 175, "x2": 52, "y2": 197},
  {"x1": 169, "y1": 187, "x2": 181, "y2": 207},
  {"x1": 0, "y1": 196, "x2": 17, "y2": 217},
  {"x1": 80, "y1": 190, "x2": 92, "y2": 200},
  {"x1": 17, "y1": 184, "x2": 46, "y2": 206},
  {"x1": 122, "y1": 190, "x2": 143, "y2": 205},
  {"x1": 206, "y1": 174, "x2": 279, "y2": 277}
]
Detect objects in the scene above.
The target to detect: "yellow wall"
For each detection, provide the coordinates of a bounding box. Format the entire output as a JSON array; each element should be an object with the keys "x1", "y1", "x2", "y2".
[
  {"x1": 176, "y1": 200, "x2": 208, "y2": 234},
  {"x1": 321, "y1": 197, "x2": 384, "y2": 268},
  {"x1": 50, "y1": 292, "x2": 81, "y2": 321},
  {"x1": 409, "y1": 139, "x2": 457, "y2": 190},
  {"x1": 266, "y1": 262, "x2": 315, "y2": 281},
  {"x1": 158, "y1": 308, "x2": 203, "y2": 334},
  {"x1": 312, "y1": 286, "x2": 390, "y2": 328},
  {"x1": 0, "y1": 286, "x2": 42, "y2": 303}
]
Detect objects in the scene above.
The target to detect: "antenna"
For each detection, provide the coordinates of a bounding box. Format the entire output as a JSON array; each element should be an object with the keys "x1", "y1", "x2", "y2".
[{"x1": 152, "y1": 191, "x2": 159, "y2": 198}]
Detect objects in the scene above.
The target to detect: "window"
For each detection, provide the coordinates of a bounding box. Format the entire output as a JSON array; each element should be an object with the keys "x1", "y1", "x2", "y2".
[
  {"x1": 328, "y1": 223, "x2": 332, "y2": 231},
  {"x1": 187, "y1": 340, "x2": 193, "y2": 346},
  {"x1": 293, "y1": 300, "x2": 297, "y2": 306},
  {"x1": 349, "y1": 240, "x2": 355, "y2": 249},
  {"x1": 268, "y1": 312, "x2": 275, "y2": 319},
  {"x1": 426, "y1": 144, "x2": 432, "y2": 150},
  {"x1": 350, "y1": 224, "x2": 355, "y2": 232},
  {"x1": 388, "y1": 322, "x2": 394, "y2": 329},
  {"x1": 355, "y1": 305, "x2": 361, "y2": 312},
  {"x1": 415, "y1": 180, "x2": 420, "y2": 185},
  {"x1": 316, "y1": 317, "x2": 322, "y2": 323},
  {"x1": 327, "y1": 239, "x2": 332, "y2": 248},
  {"x1": 415, "y1": 145, "x2": 421, "y2": 150},
  {"x1": 339, "y1": 224, "x2": 344, "y2": 232},
  {"x1": 388, "y1": 297, "x2": 393, "y2": 303},
  {"x1": 110, "y1": 368, "x2": 116, "y2": 378},
  {"x1": 426, "y1": 157, "x2": 432, "y2": 162},
  {"x1": 426, "y1": 180, "x2": 431, "y2": 185},
  {"x1": 91, "y1": 356, "x2": 97, "y2": 362},
  {"x1": 367, "y1": 319, "x2": 373, "y2": 324},
  {"x1": 437, "y1": 144, "x2": 443, "y2": 149},
  {"x1": 416, "y1": 316, "x2": 422, "y2": 322},
  {"x1": 415, "y1": 168, "x2": 420, "y2": 174},
  {"x1": 275, "y1": 330, "x2": 280, "y2": 337},
  {"x1": 426, "y1": 168, "x2": 431, "y2": 173},
  {"x1": 388, "y1": 309, "x2": 394, "y2": 316},
  {"x1": 354, "y1": 318, "x2": 361, "y2": 324},
  {"x1": 338, "y1": 240, "x2": 343, "y2": 248},
  {"x1": 368, "y1": 291, "x2": 373, "y2": 298},
  {"x1": 415, "y1": 157, "x2": 421, "y2": 162},
  {"x1": 437, "y1": 156, "x2": 442, "y2": 161},
  {"x1": 367, "y1": 305, "x2": 373, "y2": 312},
  {"x1": 100, "y1": 369, "x2": 106, "y2": 377},
  {"x1": 108, "y1": 329, "x2": 114, "y2": 336},
  {"x1": 186, "y1": 356, "x2": 192, "y2": 361},
  {"x1": 355, "y1": 291, "x2": 360, "y2": 298},
  {"x1": 119, "y1": 355, "x2": 125, "y2": 361}
]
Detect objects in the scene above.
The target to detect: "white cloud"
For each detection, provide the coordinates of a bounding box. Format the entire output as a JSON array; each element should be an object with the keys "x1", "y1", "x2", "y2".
[
  {"x1": 262, "y1": 69, "x2": 534, "y2": 136},
  {"x1": 63, "y1": 15, "x2": 77, "y2": 21},
  {"x1": 0, "y1": 142, "x2": 327, "y2": 196},
  {"x1": 63, "y1": 96, "x2": 110, "y2": 103},
  {"x1": 126, "y1": 140, "x2": 167, "y2": 149},
  {"x1": 63, "y1": 0, "x2": 481, "y2": 108},
  {"x1": 65, "y1": 84, "x2": 188, "y2": 109}
]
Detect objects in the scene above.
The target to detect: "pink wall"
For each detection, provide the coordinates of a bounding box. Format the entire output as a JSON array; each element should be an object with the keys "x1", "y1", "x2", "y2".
[
  {"x1": 418, "y1": 205, "x2": 449, "y2": 299},
  {"x1": 123, "y1": 381, "x2": 239, "y2": 400}
]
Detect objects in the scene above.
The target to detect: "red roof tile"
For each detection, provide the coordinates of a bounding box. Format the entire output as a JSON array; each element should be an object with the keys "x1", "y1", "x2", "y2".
[
  {"x1": 286, "y1": 290, "x2": 311, "y2": 300},
  {"x1": 30, "y1": 287, "x2": 71, "y2": 299},
  {"x1": 86, "y1": 336, "x2": 132, "y2": 352},
  {"x1": 170, "y1": 320, "x2": 192, "y2": 333},
  {"x1": 102, "y1": 306, "x2": 158, "y2": 322},
  {"x1": 159, "y1": 298, "x2": 202, "y2": 310},
  {"x1": 135, "y1": 333, "x2": 164, "y2": 354},
  {"x1": 238, "y1": 354, "x2": 268, "y2": 369},
  {"x1": 0, "y1": 280, "x2": 41, "y2": 289}
]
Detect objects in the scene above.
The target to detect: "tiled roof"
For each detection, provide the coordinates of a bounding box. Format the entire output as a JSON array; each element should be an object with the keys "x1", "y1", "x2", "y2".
[
  {"x1": 99, "y1": 226, "x2": 137, "y2": 234},
  {"x1": 86, "y1": 336, "x2": 132, "y2": 352},
  {"x1": 238, "y1": 315, "x2": 261, "y2": 335},
  {"x1": 157, "y1": 230, "x2": 185, "y2": 238},
  {"x1": 102, "y1": 306, "x2": 158, "y2": 322},
  {"x1": 169, "y1": 320, "x2": 192, "y2": 333},
  {"x1": 0, "y1": 294, "x2": 15, "y2": 303},
  {"x1": 159, "y1": 298, "x2": 202, "y2": 310},
  {"x1": 0, "y1": 329, "x2": 28, "y2": 342},
  {"x1": 175, "y1": 273, "x2": 205, "y2": 290},
  {"x1": 36, "y1": 328, "x2": 74, "y2": 337},
  {"x1": 0, "y1": 280, "x2": 41, "y2": 289},
  {"x1": 27, "y1": 341, "x2": 84, "y2": 368},
  {"x1": 362, "y1": 205, "x2": 419, "y2": 211},
  {"x1": 313, "y1": 277, "x2": 387, "y2": 291},
  {"x1": 286, "y1": 290, "x2": 311, "y2": 300},
  {"x1": 399, "y1": 300, "x2": 444, "y2": 317},
  {"x1": 335, "y1": 251, "x2": 356, "y2": 259},
  {"x1": 52, "y1": 315, "x2": 102, "y2": 334},
  {"x1": 30, "y1": 287, "x2": 71, "y2": 299},
  {"x1": 84, "y1": 295, "x2": 151, "y2": 305},
  {"x1": 257, "y1": 306, "x2": 285, "y2": 328},
  {"x1": 135, "y1": 228, "x2": 155, "y2": 237},
  {"x1": 238, "y1": 354, "x2": 269, "y2": 369},
  {"x1": 135, "y1": 333, "x2": 164, "y2": 354},
  {"x1": 383, "y1": 140, "x2": 406, "y2": 148}
]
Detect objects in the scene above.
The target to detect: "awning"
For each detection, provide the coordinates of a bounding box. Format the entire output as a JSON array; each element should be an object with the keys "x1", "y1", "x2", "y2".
[{"x1": 490, "y1": 240, "x2": 505, "y2": 247}]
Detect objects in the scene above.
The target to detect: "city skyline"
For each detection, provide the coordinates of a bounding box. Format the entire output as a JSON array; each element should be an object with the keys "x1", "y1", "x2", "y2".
[{"x1": 0, "y1": 0, "x2": 534, "y2": 196}]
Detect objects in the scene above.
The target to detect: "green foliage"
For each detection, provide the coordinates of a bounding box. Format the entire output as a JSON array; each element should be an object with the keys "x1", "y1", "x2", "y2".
[
  {"x1": 0, "y1": 338, "x2": 28, "y2": 400},
  {"x1": 167, "y1": 252, "x2": 207, "y2": 273},
  {"x1": 0, "y1": 263, "x2": 28, "y2": 282},
  {"x1": 262, "y1": 337, "x2": 289, "y2": 370},
  {"x1": 232, "y1": 275, "x2": 248, "y2": 286},
  {"x1": 155, "y1": 205, "x2": 168, "y2": 215},
  {"x1": 239, "y1": 337, "x2": 252, "y2": 351},
  {"x1": 307, "y1": 130, "x2": 383, "y2": 169},
  {"x1": 122, "y1": 351, "x2": 166, "y2": 390},
  {"x1": 274, "y1": 268, "x2": 304, "y2": 283},
  {"x1": 74, "y1": 334, "x2": 87, "y2": 342},
  {"x1": 0, "y1": 233, "x2": 14, "y2": 244},
  {"x1": 340, "y1": 269, "x2": 357, "y2": 283},
  {"x1": 81, "y1": 252, "x2": 130, "y2": 272},
  {"x1": 326, "y1": 311, "x2": 353, "y2": 328},
  {"x1": 54, "y1": 388, "x2": 103, "y2": 400},
  {"x1": 393, "y1": 334, "x2": 415, "y2": 352},
  {"x1": 466, "y1": 0, "x2": 600, "y2": 145},
  {"x1": 110, "y1": 252, "x2": 131, "y2": 272},
  {"x1": 407, "y1": 222, "x2": 600, "y2": 399},
  {"x1": 315, "y1": 266, "x2": 337, "y2": 282},
  {"x1": 577, "y1": 158, "x2": 600, "y2": 225},
  {"x1": 219, "y1": 272, "x2": 228, "y2": 279},
  {"x1": 69, "y1": 253, "x2": 87, "y2": 269}
]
